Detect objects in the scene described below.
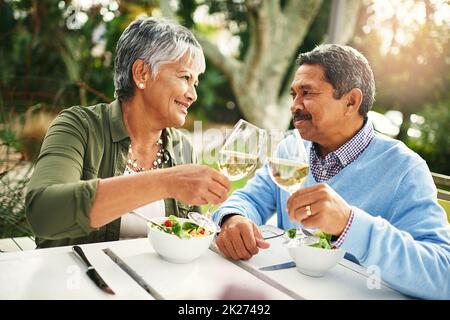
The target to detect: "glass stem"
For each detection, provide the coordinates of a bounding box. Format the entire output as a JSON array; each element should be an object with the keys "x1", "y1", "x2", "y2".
[{"x1": 205, "y1": 204, "x2": 220, "y2": 219}]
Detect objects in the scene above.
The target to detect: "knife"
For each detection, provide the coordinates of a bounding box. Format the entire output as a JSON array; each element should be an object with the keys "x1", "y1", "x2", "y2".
[
  {"x1": 72, "y1": 245, "x2": 115, "y2": 295},
  {"x1": 259, "y1": 261, "x2": 296, "y2": 271}
]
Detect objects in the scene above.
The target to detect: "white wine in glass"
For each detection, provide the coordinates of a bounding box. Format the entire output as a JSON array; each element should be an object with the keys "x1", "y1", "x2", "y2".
[
  {"x1": 218, "y1": 150, "x2": 259, "y2": 181},
  {"x1": 267, "y1": 129, "x2": 316, "y2": 237},
  {"x1": 188, "y1": 119, "x2": 265, "y2": 230},
  {"x1": 268, "y1": 158, "x2": 309, "y2": 194},
  {"x1": 217, "y1": 119, "x2": 265, "y2": 180},
  {"x1": 267, "y1": 129, "x2": 309, "y2": 194}
]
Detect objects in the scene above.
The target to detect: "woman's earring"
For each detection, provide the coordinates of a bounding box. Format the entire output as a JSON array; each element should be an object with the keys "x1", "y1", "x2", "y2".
[{"x1": 138, "y1": 83, "x2": 145, "y2": 89}]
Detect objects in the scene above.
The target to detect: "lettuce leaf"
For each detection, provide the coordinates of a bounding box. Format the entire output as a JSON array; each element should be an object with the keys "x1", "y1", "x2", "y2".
[
  {"x1": 311, "y1": 230, "x2": 332, "y2": 249},
  {"x1": 287, "y1": 228, "x2": 297, "y2": 239}
]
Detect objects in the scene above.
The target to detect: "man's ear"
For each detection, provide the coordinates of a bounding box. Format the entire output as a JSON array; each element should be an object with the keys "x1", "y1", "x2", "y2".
[
  {"x1": 131, "y1": 59, "x2": 151, "y2": 88},
  {"x1": 344, "y1": 88, "x2": 363, "y2": 116}
]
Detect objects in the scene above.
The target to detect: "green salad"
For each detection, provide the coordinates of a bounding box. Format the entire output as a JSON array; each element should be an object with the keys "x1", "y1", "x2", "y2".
[
  {"x1": 151, "y1": 215, "x2": 212, "y2": 239},
  {"x1": 287, "y1": 228, "x2": 334, "y2": 249}
]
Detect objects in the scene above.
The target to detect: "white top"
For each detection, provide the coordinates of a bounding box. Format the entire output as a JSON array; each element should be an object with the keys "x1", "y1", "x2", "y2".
[{"x1": 119, "y1": 166, "x2": 166, "y2": 239}]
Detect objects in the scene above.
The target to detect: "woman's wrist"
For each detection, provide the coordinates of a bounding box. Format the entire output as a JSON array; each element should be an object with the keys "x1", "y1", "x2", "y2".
[{"x1": 149, "y1": 168, "x2": 174, "y2": 199}]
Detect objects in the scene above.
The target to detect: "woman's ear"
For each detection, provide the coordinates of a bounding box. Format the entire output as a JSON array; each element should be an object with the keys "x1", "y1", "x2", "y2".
[
  {"x1": 131, "y1": 59, "x2": 151, "y2": 89},
  {"x1": 344, "y1": 88, "x2": 363, "y2": 116}
]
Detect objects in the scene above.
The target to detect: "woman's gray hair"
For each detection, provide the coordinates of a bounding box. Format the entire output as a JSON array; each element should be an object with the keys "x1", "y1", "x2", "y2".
[
  {"x1": 114, "y1": 17, "x2": 206, "y2": 102},
  {"x1": 298, "y1": 44, "x2": 375, "y2": 118}
]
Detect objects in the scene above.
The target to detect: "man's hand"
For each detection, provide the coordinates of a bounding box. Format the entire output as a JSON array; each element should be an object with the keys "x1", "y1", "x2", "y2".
[
  {"x1": 166, "y1": 164, "x2": 230, "y2": 205},
  {"x1": 215, "y1": 215, "x2": 270, "y2": 260},
  {"x1": 286, "y1": 183, "x2": 351, "y2": 236}
]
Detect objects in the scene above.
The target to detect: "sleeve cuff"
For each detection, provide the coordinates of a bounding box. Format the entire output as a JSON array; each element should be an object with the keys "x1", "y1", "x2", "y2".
[
  {"x1": 214, "y1": 210, "x2": 245, "y2": 227},
  {"x1": 75, "y1": 179, "x2": 100, "y2": 234},
  {"x1": 339, "y1": 206, "x2": 383, "y2": 261},
  {"x1": 332, "y1": 208, "x2": 355, "y2": 248}
]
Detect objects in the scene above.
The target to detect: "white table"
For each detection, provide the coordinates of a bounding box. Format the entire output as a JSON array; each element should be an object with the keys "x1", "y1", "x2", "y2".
[
  {"x1": 0, "y1": 241, "x2": 152, "y2": 300},
  {"x1": 230, "y1": 235, "x2": 408, "y2": 300},
  {"x1": 0, "y1": 227, "x2": 409, "y2": 300}
]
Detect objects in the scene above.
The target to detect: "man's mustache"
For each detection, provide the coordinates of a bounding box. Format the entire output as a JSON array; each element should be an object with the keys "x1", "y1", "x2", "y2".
[{"x1": 293, "y1": 110, "x2": 312, "y2": 122}]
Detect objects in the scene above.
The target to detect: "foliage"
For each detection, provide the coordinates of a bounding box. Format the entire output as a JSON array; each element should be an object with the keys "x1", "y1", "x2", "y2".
[
  {"x1": 352, "y1": 0, "x2": 450, "y2": 141},
  {"x1": 406, "y1": 100, "x2": 450, "y2": 175},
  {"x1": 0, "y1": 98, "x2": 34, "y2": 238},
  {"x1": 0, "y1": 165, "x2": 34, "y2": 238},
  {"x1": 0, "y1": 0, "x2": 116, "y2": 112}
]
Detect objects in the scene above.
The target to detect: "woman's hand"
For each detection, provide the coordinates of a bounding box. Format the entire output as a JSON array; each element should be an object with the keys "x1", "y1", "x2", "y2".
[
  {"x1": 89, "y1": 164, "x2": 229, "y2": 228},
  {"x1": 165, "y1": 164, "x2": 231, "y2": 205}
]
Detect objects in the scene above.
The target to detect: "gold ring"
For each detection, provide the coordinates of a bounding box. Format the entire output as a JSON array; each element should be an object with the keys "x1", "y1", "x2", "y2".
[{"x1": 306, "y1": 205, "x2": 312, "y2": 216}]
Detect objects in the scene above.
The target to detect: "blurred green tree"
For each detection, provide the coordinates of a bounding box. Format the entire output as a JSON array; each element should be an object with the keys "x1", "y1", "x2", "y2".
[
  {"x1": 160, "y1": 0, "x2": 362, "y2": 129},
  {"x1": 351, "y1": 0, "x2": 450, "y2": 174},
  {"x1": 0, "y1": 0, "x2": 119, "y2": 112},
  {"x1": 407, "y1": 100, "x2": 450, "y2": 175},
  {"x1": 352, "y1": 0, "x2": 450, "y2": 141}
]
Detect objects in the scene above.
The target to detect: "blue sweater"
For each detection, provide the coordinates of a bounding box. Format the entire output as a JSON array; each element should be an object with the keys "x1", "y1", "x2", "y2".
[{"x1": 213, "y1": 134, "x2": 450, "y2": 300}]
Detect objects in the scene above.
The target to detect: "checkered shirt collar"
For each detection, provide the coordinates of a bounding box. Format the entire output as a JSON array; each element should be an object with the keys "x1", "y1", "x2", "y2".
[{"x1": 311, "y1": 119, "x2": 375, "y2": 167}]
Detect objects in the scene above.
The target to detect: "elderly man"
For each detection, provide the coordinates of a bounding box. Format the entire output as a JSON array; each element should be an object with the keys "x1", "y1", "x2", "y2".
[{"x1": 213, "y1": 44, "x2": 450, "y2": 300}]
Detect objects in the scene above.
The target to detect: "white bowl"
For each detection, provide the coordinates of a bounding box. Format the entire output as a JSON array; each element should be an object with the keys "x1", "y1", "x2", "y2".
[
  {"x1": 147, "y1": 216, "x2": 216, "y2": 264},
  {"x1": 286, "y1": 242, "x2": 345, "y2": 277}
]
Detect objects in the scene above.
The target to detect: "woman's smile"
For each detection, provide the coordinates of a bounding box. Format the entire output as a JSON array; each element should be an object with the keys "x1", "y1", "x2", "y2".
[{"x1": 175, "y1": 100, "x2": 190, "y2": 114}]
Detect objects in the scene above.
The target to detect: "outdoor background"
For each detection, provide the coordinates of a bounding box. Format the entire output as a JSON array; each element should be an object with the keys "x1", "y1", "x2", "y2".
[{"x1": 1, "y1": 0, "x2": 449, "y2": 239}]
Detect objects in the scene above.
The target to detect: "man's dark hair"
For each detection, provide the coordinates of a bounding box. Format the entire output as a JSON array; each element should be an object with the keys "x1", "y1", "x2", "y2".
[{"x1": 298, "y1": 44, "x2": 375, "y2": 118}]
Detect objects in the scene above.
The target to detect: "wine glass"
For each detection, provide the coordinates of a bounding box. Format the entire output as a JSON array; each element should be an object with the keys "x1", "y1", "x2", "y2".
[
  {"x1": 217, "y1": 119, "x2": 264, "y2": 181},
  {"x1": 188, "y1": 119, "x2": 266, "y2": 230},
  {"x1": 267, "y1": 129, "x2": 309, "y2": 194},
  {"x1": 266, "y1": 129, "x2": 316, "y2": 239}
]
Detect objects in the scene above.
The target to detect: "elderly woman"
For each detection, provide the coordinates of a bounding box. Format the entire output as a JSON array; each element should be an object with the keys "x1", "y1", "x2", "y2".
[{"x1": 25, "y1": 17, "x2": 230, "y2": 248}]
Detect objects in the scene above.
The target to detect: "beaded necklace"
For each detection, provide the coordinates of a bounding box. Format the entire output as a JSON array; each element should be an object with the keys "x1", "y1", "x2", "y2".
[{"x1": 127, "y1": 138, "x2": 164, "y2": 172}]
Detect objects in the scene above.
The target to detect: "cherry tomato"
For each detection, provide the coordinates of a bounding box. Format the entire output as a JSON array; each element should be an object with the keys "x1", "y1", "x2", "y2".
[{"x1": 164, "y1": 220, "x2": 172, "y2": 227}]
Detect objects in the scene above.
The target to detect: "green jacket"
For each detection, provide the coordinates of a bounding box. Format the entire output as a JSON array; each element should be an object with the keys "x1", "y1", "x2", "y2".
[{"x1": 25, "y1": 100, "x2": 200, "y2": 248}]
